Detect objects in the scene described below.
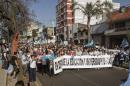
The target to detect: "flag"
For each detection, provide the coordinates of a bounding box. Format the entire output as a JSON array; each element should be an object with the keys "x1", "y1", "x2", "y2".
[{"x1": 120, "y1": 38, "x2": 129, "y2": 48}]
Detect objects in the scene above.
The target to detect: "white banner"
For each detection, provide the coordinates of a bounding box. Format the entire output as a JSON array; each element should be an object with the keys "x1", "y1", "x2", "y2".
[
  {"x1": 53, "y1": 57, "x2": 63, "y2": 74},
  {"x1": 62, "y1": 55, "x2": 114, "y2": 69},
  {"x1": 53, "y1": 55, "x2": 115, "y2": 74}
]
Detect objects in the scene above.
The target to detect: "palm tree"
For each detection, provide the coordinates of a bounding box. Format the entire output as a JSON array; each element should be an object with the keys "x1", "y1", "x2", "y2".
[{"x1": 74, "y1": 0, "x2": 113, "y2": 42}]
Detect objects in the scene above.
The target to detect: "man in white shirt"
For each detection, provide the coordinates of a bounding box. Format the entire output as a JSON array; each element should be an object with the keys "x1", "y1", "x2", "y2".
[{"x1": 29, "y1": 54, "x2": 37, "y2": 86}]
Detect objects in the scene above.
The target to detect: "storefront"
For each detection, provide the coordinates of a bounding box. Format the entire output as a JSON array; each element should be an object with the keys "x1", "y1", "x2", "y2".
[
  {"x1": 105, "y1": 30, "x2": 128, "y2": 48},
  {"x1": 104, "y1": 6, "x2": 130, "y2": 48},
  {"x1": 91, "y1": 22, "x2": 108, "y2": 47}
]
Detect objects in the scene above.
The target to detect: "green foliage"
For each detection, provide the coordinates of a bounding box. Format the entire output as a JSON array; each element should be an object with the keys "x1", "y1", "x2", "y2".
[
  {"x1": 27, "y1": 36, "x2": 31, "y2": 39},
  {"x1": 74, "y1": 0, "x2": 113, "y2": 41},
  {"x1": 20, "y1": 35, "x2": 26, "y2": 39},
  {"x1": 32, "y1": 29, "x2": 38, "y2": 37},
  {"x1": 74, "y1": 0, "x2": 113, "y2": 25},
  {"x1": 0, "y1": 0, "x2": 36, "y2": 37}
]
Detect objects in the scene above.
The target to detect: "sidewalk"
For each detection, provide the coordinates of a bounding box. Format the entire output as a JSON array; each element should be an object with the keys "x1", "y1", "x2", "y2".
[
  {"x1": 0, "y1": 67, "x2": 7, "y2": 86},
  {"x1": 113, "y1": 66, "x2": 128, "y2": 71},
  {"x1": 6, "y1": 68, "x2": 42, "y2": 86}
]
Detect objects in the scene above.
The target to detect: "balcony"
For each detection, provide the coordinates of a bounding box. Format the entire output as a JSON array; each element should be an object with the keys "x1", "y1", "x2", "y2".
[{"x1": 114, "y1": 26, "x2": 130, "y2": 31}]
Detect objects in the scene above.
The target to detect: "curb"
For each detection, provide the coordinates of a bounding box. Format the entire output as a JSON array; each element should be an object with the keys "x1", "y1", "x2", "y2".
[{"x1": 113, "y1": 66, "x2": 128, "y2": 71}]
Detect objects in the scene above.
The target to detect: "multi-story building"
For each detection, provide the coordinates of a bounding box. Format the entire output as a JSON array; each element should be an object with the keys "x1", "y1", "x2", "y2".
[
  {"x1": 56, "y1": 0, "x2": 120, "y2": 43},
  {"x1": 74, "y1": 0, "x2": 120, "y2": 24},
  {"x1": 105, "y1": 6, "x2": 130, "y2": 48},
  {"x1": 72, "y1": 23, "x2": 87, "y2": 44},
  {"x1": 42, "y1": 27, "x2": 56, "y2": 43},
  {"x1": 56, "y1": 0, "x2": 73, "y2": 42},
  {"x1": 19, "y1": 21, "x2": 43, "y2": 44}
]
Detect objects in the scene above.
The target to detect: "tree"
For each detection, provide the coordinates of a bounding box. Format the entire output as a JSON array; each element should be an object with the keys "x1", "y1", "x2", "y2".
[
  {"x1": 32, "y1": 29, "x2": 38, "y2": 41},
  {"x1": 74, "y1": 0, "x2": 113, "y2": 42},
  {"x1": 0, "y1": 0, "x2": 36, "y2": 54}
]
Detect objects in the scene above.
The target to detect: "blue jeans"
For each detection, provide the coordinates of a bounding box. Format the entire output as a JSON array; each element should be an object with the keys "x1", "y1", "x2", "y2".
[{"x1": 29, "y1": 68, "x2": 36, "y2": 82}]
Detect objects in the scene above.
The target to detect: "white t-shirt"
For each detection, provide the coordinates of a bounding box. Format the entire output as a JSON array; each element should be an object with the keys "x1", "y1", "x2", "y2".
[
  {"x1": 30, "y1": 58, "x2": 37, "y2": 68},
  {"x1": 21, "y1": 54, "x2": 29, "y2": 65}
]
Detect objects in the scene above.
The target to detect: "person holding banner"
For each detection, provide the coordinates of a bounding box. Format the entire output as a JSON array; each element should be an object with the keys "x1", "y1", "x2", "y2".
[
  {"x1": 41, "y1": 51, "x2": 48, "y2": 75},
  {"x1": 76, "y1": 48, "x2": 82, "y2": 56},
  {"x1": 69, "y1": 49, "x2": 76, "y2": 61}
]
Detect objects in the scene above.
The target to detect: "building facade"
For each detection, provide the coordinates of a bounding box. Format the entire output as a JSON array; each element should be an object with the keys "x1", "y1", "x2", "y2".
[
  {"x1": 74, "y1": 0, "x2": 120, "y2": 24},
  {"x1": 56, "y1": 0, "x2": 73, "y2": 42},
  {"x1": 105, "y1": 6, "x2": 130, "y2": 48},
  {"x1": 42, "y1": 27, "x2": 56, "y2": 44},
  {"x1": 72, "y1": 23, "x2": 87, "y2": 45},
  {"x1": 56, "y1": 0, "x2": 120, "y2": 43},
  {"x1": 91, "y1": 22, "x2": 108, "y2": 46}
]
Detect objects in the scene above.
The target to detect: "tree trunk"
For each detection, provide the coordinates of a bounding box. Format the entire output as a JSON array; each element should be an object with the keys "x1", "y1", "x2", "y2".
[
  {"x1": 11, "y1": 32, "x2": 19, "y2": 55},
  {"x1": 87, "y1": 16, "x2": 91, "y2": 42},
  {"x1": 11, "y1": 11, "x2": 18, "y2": 55}
]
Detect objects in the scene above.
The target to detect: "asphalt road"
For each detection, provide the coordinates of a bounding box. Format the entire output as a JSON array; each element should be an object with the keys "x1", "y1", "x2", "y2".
[{"x1": 37, "y1": 68, "x2": 128, "y2": 86}]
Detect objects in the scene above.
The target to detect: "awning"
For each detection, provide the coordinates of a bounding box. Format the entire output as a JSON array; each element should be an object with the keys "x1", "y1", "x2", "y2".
[
  {"x1": 105, "y1": 30, "x2": 128, "y2": 36},
  {"x1": 91, "y1": 22, "x2": 108, "y2": 35}
]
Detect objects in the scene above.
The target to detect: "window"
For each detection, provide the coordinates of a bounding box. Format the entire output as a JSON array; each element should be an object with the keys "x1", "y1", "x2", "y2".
[
  {"x1": 81, "y1": 32, "x2": 83, "y2": 36},
  {"x1": 86, "y1": 32, "x2": 88, "y2": 35},
  {"x1": 74, "y1": 33, "x2": 77, "y2": 38}
]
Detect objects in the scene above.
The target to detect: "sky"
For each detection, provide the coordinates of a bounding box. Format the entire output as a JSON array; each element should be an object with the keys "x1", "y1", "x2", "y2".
[
  {"x1": 29, "y1": 0, "x2": 57, "y2": 26},
  {"x1": 29, "y1": 0, "x2": 130, "y2": 26}
]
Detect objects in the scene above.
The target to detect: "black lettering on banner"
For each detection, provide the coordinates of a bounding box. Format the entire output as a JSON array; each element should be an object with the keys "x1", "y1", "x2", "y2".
[
  {"x1": 109, "y1": 57, "x2": 114, "y2": 64},
  {"x1": 84, "y1": 58, "x2": 86, "y2": 65},
  {"x1": 77, "y1": 58, "x2": 80, "y2": 65},
  {"x1": 55, "y1": 62, "x2": 58, "y2": 71},
  {"x1": 93, "y1": 58, "x2": 97, "y2": 65},
  {"x1": 74, "y1": 58, "x2": 78, "y2": 65},
  {"x1": 58, "y1": 61, "x2": 60, "y2": 69},
  {"x1": 102, "y1": 58, "x2": 106, "y2": 65},
  {"x1": 62, "y1": 58, "x2": 65, "y2": 65},
  {"x1": 97, "y1": 58, "x2": 100, "y2": 65},
  {"x1": 90, "y1": 58, "x2": 93, "y2": 65},
  {"x1": 54, "y1": 60, "x2": 62, "y2": 71},
  {"x1": 86, "y1": 58, "x2": 89, "y2": 65},
  {"x1": 75, "y1": 58, "x2": 78, "y2": 66},
  {"x1": 79, "y1": 58, "x2": 82, "y2": 65},
  {"x1": 58, "y1": 55, "x2": 114, "y2": 69},
  {"x1": 92, "y1": 58, "x2": 94, "y2": 65},
  {"x1": 67, "y1": 58, "x2": 69, "y2": 66},
  {"x1": 99, "y1": 58, "x2": 102, "y2": 65}
]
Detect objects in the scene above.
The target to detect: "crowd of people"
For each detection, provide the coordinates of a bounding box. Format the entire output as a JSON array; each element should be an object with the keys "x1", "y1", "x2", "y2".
[{"x1": 0, "y1": 42, "x2": 129, "y2": 86}]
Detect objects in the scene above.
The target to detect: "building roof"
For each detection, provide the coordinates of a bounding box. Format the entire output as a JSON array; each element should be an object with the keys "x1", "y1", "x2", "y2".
[
  {"x1": 91, "y1": 22, "x2": 108, "y2": 35},
  {"x1": 110, "y1": 6, "x2": 130, "y2": 22}
]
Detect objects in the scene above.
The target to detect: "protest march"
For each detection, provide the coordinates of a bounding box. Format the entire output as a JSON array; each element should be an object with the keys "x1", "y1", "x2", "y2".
[{"x1": 0, "y1": 43, "x2": 129, "y2": 86}]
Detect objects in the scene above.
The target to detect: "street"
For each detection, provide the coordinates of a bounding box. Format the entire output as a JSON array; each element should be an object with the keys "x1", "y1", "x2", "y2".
[{"x1": 37, "y1": 67, "x2": 128, "y2": 86}]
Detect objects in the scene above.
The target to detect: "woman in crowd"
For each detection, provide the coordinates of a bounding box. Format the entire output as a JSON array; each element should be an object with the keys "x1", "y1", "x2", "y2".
[{"x1": 10, "y1": 52, "x2": 20, "y2": 79}]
